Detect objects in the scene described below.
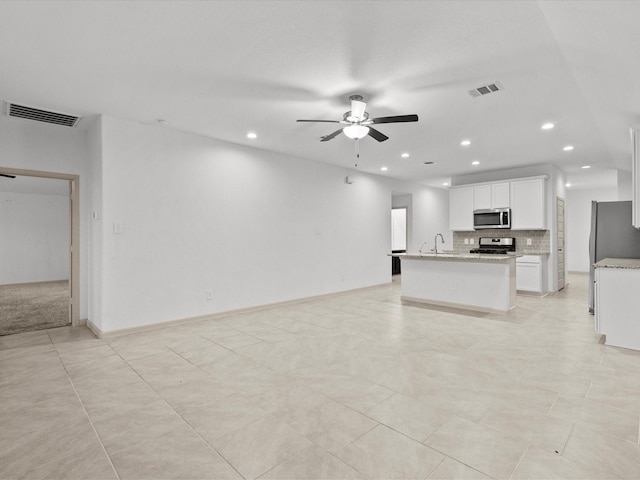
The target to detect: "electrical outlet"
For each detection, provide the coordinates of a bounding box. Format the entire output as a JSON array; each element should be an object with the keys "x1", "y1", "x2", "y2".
[
  {"x1": 464, "y1": 238, "x2": 469, "y2": 245},
  {"x1": 205, "y1": 290, "x2": 213, "y2": 301},
  {"x1": 527, "y1": 238, "x2": 532, "y2": 246}
]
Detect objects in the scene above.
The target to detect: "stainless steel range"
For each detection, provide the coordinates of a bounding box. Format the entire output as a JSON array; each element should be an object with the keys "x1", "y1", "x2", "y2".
[{"x1": 470, "y1": 237, "x2": 516, "y2": 254}]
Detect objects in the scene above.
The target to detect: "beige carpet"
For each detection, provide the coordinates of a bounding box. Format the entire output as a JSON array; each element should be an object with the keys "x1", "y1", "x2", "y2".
[{"x1": 0, "y1": 280, "x2": 69, "y2": 336}]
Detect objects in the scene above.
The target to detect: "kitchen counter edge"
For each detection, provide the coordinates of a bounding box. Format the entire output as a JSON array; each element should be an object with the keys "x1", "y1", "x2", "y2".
[
  {"x1": 392, "y1": 253, "x2": 522, "y2": 262},
  {"x1": 593, "y1": 258, "x2": 640, "y2": 269}
]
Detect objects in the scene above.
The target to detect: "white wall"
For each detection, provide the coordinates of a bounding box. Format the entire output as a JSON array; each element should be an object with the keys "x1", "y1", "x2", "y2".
[
  {"x1": 390, "y1": 186, "x2": 451, "y2": 253},
  {"x1": 87, "y1": 117, "x2": 104, "y2": 326},
  {"x1": 0, "y1": 115, "x2": 89, "y2": 318},
  {"x1": 618, "y1": 169, "x2": 632, "y2": 201},
  {"x1": 411, "y1": 188, "x2": 452, "y2": 251},
  {"x1": 0, "y1": 113, "x2": 450, "y2": 334},
  {"x1": 91, "y1": 116, "x2": 401, "y2": 332},
  {"x1": 0, "y1": 192, "x2": 69, "y2": 284},
  {"x1": 566, "y1": 186, "x2": 619, "y2": 272}
]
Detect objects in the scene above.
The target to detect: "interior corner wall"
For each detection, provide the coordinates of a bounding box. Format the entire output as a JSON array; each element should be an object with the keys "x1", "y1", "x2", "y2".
[
  {"x1": 0, "y1": 115, "x2": 89, "y2": 319},
  {"x1": 617, "y1": 169, "x2": 632, "y2": 200},
  {"x1": 97, "y1": 115, "x2": 394, "y2": 332},
  {"x1": 87, "y1": 116, "x2": 104, "y2": 327}
]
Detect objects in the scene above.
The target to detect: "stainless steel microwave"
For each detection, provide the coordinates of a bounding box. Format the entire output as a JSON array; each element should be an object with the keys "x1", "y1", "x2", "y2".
[{"x1": 473, "y1": 208, "x2": 511, "y2": 230}]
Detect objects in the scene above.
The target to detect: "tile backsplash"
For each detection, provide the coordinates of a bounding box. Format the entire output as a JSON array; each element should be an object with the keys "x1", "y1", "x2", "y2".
[{"x1": 452, "y1": 230, "x2": 550, "y2": 254}]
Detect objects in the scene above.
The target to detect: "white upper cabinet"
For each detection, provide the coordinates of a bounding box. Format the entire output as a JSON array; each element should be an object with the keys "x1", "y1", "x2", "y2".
[
  {"x1": 473, "y1": 185, "x2": 492, "y2": 209},
  {"x1": 449, "y1": 177, "x2": 546, "y2": 232},
  {"x1": 492, "y1": 182, "x2": 511, "y2": 208},
  {"x1": 474, "y1": 182, "x2": 510, "y2": 209},
  {"x1": 510, "y1": 177, "x2": 546, "y2": 230},
  {"x1": 449, "y1": 186, "x2": 474, "y2": 231}
]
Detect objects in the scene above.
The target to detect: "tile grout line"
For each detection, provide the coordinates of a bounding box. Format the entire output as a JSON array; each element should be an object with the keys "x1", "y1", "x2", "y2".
[
  {"x1": 507, "y1": 442, "x2": 532, "y2": 479},
  {"x1": 114, "y1": 347, "x2": 248, "y2": 479},
  {"x1": 50, "y1": 332, "x2": 122, "y2": 480}
]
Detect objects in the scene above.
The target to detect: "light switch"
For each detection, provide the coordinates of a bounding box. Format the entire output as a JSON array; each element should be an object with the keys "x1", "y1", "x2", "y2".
[{"x1": 113, "y1": 222, "x2": 123, "y2": 234}]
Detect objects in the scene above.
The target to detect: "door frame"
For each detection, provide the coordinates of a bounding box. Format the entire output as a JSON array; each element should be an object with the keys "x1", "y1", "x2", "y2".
[
  {"x1": 0, "y1": 166, "x2": 80, "y2": 327},
  {"x1": 557, "y1": 196, "x2": 565, "y2": 291}
]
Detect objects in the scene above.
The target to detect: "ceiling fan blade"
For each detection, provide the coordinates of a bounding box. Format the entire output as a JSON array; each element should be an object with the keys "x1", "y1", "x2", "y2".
[
  {"x1": 320, "y1": 129, "x2": 343, "y2": 142},
  {"x1": 0, "y1": 173, "x2": 16, "y2": 178},
  {"x1": 367, "y1": 127, "x2": 389, "y2": 142},
  {"x1": 371, "y1": 114, "x2": 419, "y2": 124},
  {"x1": 297, "y1": 119, "x2": 341, "y2": 123}
]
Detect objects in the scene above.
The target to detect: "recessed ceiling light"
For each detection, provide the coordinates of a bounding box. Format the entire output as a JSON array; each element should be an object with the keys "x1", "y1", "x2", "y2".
[
  {"x1": 541, "y1": 123, "x2": 554, "y2": 130},
  {"x1": 582, "y1": 165, "x2": 591, "y2": 169},
  {"x1": 472, "y1": 160, "x2": 480, "y2": 166},
  {"x1": 563, "y1": 145, "x2": 574, "y2": 151},
  {"x1": 380, "y1": 166, "x2": 388, "y2": 171},
  {"x1": 566, "y1": 183, "x2": 571, "y2": 187},
  {"x1": 460, "y1": 140, "x2": 471, "y2": 146},
  {"x1": 246, "y1": 132, "x2": 257, "y2": 139},
  {"x1": 401, "y1": 153, "x2": 410, "y2": 158},
  {"x1": 442, "y1": 182, "x2": 449, "y2": 186}
]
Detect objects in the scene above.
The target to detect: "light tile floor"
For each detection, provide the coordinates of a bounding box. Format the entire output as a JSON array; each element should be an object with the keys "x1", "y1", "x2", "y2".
[{"x1": 2, "y1": 273, "x2": 640, "y2": 479}]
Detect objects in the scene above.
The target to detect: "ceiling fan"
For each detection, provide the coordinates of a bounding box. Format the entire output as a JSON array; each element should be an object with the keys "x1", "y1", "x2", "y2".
[{"x1": 297, "y1": 94, "x2": 419, "y2": 144}]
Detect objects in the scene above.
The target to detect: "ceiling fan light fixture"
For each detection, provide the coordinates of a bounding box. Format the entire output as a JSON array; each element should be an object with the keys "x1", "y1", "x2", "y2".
[{"x1": 343, "y1": 125, "x2": 369, "y2": 140}]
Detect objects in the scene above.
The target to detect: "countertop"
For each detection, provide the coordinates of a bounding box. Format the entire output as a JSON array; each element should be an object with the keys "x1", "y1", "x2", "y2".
[
  {"x1": 394, "y1": 252, "x2": 522, "y2": 262},
  {"x1": 593, "y1": 258, "x2": 640, "y2": 269}
]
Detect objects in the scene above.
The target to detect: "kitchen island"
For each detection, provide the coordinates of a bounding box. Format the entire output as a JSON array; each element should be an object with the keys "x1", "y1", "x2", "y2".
[{"x1": 397, "y1": 253, "x2": 518, "y2": 313}]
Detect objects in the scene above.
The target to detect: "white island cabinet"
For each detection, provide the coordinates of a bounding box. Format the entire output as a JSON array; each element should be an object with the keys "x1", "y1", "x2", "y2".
[
  {"x1": 594, "y1": 258, "x2": 640, "y2": 351},
  {"x1": 399, "y1": 253, "x2": 517, "y2": 313}
]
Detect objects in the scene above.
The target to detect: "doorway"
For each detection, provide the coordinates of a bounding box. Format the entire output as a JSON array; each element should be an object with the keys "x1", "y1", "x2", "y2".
[
  {"x1": 557, "y1": 196, "x2": 565, "y2": 290},
  {"x1": 391, "y1": 207, "x2": 407, "y2": 275},
  {"x1": 0, "y1": 167, "x2": 79, "y2": 334}
]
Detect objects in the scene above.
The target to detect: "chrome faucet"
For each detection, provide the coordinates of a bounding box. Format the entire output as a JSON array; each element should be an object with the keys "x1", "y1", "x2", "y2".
[{"x1": 434, "y1": 233, "x2": 445, "y2": 254}]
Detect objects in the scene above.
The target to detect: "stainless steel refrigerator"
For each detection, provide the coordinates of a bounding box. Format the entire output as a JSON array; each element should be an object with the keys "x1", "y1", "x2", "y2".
[{"x1": 589, "y1": 200, "x2": 640, "y2": 312}]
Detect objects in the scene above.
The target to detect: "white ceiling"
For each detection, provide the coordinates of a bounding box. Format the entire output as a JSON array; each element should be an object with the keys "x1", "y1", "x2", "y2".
[{"x1": 0, "y1": 1, "x2": 638, "y2": 189}]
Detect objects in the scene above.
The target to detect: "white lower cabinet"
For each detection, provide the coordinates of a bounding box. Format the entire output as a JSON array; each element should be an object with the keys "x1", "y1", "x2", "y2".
[
  {"x1": 516, "y1": 255, "x2": 547, "y2": 293},
  {"x1": 595, "y1": 265, "x2": 640, "y2": 350}
]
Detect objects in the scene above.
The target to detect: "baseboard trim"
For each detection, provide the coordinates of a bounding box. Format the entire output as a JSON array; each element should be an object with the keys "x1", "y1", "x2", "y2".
[
  {"x1": 401, "y1": 295, "x2": 513, "y2": 314},
  {"x1": 87, "y1": 282, "x2": 390, "y2": 339}
]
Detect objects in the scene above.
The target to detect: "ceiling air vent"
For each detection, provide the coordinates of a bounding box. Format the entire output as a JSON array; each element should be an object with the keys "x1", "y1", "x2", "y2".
[
  {"x1": 4, "y1": 101, "x2": 81, "y2": 127},
  {"x1": 468, "y1": 82, "x2": 503, "y2": 98}
]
